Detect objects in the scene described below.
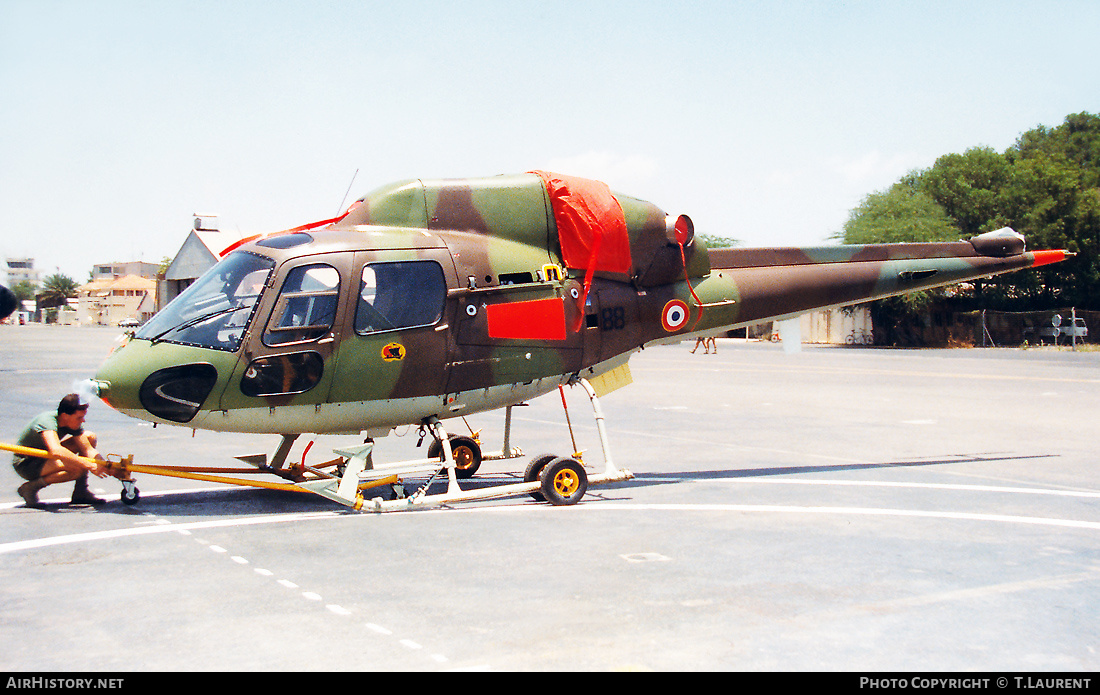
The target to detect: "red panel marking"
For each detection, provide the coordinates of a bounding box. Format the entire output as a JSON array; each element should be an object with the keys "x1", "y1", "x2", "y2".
[{"x1": 486, "y1": 297, "x2": 567, "y2": 341}]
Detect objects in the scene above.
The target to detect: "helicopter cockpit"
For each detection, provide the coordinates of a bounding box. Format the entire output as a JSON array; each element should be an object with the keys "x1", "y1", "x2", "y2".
[{"x1": 136, "y1": 251, "x2": 275, "y2": 352}]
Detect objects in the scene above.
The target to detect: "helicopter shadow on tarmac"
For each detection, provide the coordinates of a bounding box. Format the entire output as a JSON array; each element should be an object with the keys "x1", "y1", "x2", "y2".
[
  {"x1": 52, "y1": 451, "x2": 1058, "y2": 517},
  {"x1": 616, "y1": 452, "x2": 1059, "y2": 490}
]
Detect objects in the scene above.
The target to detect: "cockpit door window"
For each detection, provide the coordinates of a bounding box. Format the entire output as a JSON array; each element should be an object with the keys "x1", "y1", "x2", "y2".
[{"x1": 263, "y1": 264, "x2": 340, "y2": 346}]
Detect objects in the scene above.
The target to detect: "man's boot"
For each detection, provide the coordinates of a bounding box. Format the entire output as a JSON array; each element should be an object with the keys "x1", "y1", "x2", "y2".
[
  {"x1": 71, "y1": 473, "x2": 105, "y2": 506},
  {"x1": 18, "y1": 478, "x2": 47, "y2": 507}
]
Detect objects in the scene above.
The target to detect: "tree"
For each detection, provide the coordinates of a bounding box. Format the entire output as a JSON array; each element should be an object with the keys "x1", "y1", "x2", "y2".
[
  {"x1": 1015, "y1": 112, "x2": 1100, "y2": 187},
  {"x1": 39, "y1": 273, "x2": 79, "y2": 307},
  {"x1": 1001, "y1": 113, "x2": 1100, "y2": 308},
  {"x1": 843, "y1": 112, "x2": 1100, "y2": 312},
  {"x1": 835, "y1": 182, "x2": 961, "y2": 331},
  {"x1": 908, "y1": 146, "x2": 1011, "y2": 238},
  {"x1": 698, "y1": 233, "x2": 740, "y2": 248},
  {"x1": 11, "y1": 280, "x2": 37, "y2": 303},
  {"x1": 838, "y1": 182, "x2": 959, "y2": 245}
]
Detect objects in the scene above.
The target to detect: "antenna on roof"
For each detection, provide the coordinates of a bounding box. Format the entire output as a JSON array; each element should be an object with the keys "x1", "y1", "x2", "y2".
[{"x1": 337, "y1": 169, "x2": 359, "y2": 215}]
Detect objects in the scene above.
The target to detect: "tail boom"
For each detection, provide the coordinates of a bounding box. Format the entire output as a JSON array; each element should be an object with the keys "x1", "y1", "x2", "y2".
[{"x1": 681, "y1": 228, "x2": 1069, "y2": 333}]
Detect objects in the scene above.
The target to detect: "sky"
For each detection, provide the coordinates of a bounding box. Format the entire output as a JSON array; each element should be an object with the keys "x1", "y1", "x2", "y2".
[{"x1": 2, "y1": 0, "x2": 1098, "y2": 282}]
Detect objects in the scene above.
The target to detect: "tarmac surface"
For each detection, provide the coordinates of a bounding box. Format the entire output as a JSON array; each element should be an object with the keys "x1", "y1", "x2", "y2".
[{"x1": 1, "y1": 324, "x2": 1098, "y2": 672}]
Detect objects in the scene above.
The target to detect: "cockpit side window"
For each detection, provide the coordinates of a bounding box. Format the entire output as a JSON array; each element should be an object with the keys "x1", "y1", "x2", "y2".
[
  {"x1": 355, "y1": 261, "x2": 446, "y2": 335},
  {"x1": 263, "y1": 264, "x2": 340, "y2": 346}
]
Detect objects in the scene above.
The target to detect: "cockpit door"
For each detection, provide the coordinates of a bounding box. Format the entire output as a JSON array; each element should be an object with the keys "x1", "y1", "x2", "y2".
[
  {"x1": 218, "y1": 252, "x2": 352, "y2": 412},
  {"x1": 326, "y1": 249, "x2": 455, "y2": 415}
]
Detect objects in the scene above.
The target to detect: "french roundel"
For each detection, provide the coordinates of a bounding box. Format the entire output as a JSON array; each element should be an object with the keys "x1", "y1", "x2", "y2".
[{"x1": 661, "y1": 300, "x2": 690, "y2": 332}]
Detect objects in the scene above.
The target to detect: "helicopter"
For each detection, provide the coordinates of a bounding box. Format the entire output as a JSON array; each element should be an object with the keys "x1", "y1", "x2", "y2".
[{"x1": 85, "y1": 171, "x2": 1069, "y2": 511}]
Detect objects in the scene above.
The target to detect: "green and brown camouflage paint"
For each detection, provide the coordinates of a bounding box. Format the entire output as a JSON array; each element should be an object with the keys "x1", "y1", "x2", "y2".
[{"x1": 93, "y1": 173, "x2": 1067, "y2": 435}]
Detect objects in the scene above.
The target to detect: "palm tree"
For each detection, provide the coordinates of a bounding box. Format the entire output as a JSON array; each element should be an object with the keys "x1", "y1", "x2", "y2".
[{"x1": 39, "y1": 273, "x2": 79, "y2": 307}]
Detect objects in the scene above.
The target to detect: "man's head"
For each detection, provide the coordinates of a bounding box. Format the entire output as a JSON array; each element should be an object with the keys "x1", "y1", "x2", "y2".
[
  {"x1": 57, "y1": 394, "x2": 89, "y2": 428},
  {"x1": 58, "y1": 393, "x2": 89, "y2": 416}
]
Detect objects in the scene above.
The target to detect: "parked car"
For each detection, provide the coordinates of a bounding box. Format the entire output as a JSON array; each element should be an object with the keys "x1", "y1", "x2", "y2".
[{"x1": 119, "y1": 317, "x2": 140, "y2": 327}]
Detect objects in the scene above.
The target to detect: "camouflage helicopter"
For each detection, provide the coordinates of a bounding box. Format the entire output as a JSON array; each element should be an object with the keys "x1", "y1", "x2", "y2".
[{"x1": 86, "y1": 171, "x2": 1069, "y2": 511}]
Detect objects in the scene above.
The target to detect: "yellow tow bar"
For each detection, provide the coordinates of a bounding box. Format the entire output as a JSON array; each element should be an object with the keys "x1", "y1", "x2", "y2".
[{"x1": 1, "y1": 441, "x2": 397, "y2": 506}]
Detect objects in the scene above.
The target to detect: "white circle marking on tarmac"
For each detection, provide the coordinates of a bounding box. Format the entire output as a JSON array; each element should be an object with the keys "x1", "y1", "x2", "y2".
[{"x1": 4, "y1": 478, "x2": 1100, "y2": 558}]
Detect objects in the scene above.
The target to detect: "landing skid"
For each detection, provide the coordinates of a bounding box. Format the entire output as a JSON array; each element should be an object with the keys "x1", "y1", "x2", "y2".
[{"x1": 299, "y1": 378, "x2": 633, "y2": 512}]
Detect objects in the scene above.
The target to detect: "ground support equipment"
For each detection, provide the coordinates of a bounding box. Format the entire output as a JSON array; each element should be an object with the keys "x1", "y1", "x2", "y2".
[
  {"x1": 0, "y1": 441, "x2": 324, "y2": 505},
  {"x1": 1, "y1": 380, "x2": 632, "y2": 512},
  {"x1": 298, "y1": 378, "x2": 633, "y2": 512}
]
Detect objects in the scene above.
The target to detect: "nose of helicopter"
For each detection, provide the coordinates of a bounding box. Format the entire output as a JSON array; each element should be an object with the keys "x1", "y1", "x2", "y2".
[
  {"x1": 92, "y1": 341, "x2": 147, "y2": 417},
  {"x1": 91, "y1": 348, "x2": 127, "y2": 412},
  {"x1": 92, "y1": 340, "x2": 219, "y2": 424}
]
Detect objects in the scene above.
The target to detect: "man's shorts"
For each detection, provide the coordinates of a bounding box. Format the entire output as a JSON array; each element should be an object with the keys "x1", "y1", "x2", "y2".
[{"x1": 12, "y1": 455, "x2": 47, "y2": 481}]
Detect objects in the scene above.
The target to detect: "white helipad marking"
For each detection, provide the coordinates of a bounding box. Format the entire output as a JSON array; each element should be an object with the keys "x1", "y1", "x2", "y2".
[
  {"x1": 0, "y1": 510, "x2": 341, "y2": 555},
  {"x1": 3, "y1": 500, "x2": 456, "y2": 668},
  {"x1": 8, "y1": 477, "x2": 1090, "y2": 672},
  {"x1": 4, "y1": 478, "x2": 1099, "y2": 559},
  {"x1": 199, "y1": 537, "x2": 449, "y2": 664}
]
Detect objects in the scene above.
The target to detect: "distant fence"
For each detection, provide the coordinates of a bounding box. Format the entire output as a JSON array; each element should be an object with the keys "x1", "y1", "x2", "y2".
[{"x1": 880, "y1": 308, "x2": 1098, "y2": 347}]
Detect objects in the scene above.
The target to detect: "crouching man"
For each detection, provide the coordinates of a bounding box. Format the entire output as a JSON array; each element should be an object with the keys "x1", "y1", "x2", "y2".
[{"x1": 12, "y1": 394, "x2": 108, "y2": 507}]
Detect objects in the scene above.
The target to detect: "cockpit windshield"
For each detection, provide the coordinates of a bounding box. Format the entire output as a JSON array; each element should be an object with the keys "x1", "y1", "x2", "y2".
[{"x1": 135, "y1": 252, "x2": 275, "y2": 351}]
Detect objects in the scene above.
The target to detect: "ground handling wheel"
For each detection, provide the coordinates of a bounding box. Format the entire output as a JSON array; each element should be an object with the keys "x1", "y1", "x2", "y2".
[
  {"x1": 523, "y1": 453, "x2": 558, "y2": 501},
  {"x1": 427, "y1": 434, "x2": 482, "y2": 479},
  {"x1": 120, "y1": 482, "x2": 140, "y2": 506},
  {"x1": 538, "y1": 457, "x2": 587, "y2": 506}
]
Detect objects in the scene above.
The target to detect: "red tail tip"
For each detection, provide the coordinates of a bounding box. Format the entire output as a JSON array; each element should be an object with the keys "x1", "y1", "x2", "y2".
[{"x1": 1031, "y1": 250, "x2": 1071, "y2": 268}]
